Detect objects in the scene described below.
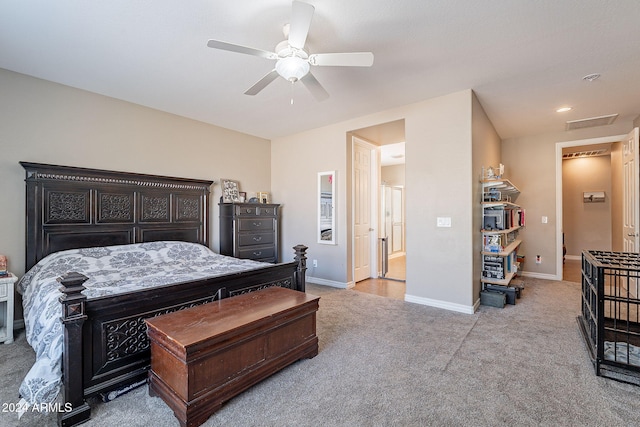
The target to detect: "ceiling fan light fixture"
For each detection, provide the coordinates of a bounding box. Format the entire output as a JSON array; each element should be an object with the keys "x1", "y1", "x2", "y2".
[{"x1": 275, "y1": 56, "x2": 309, "y2": 82}]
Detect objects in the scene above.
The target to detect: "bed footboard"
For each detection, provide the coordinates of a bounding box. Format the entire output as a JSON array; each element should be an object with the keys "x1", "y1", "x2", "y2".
[{"x1": 57, "y1": 245, "x2": 307, "y2": 427}]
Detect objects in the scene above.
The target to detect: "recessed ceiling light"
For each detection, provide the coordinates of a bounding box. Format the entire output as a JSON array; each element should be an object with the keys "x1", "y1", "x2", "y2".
[
  {"x1": 556, "y1": 107, "x2": 572, "y2": 113},
  {"x1": 583, "y1": 73, "x2": 601, "y2": 82}
]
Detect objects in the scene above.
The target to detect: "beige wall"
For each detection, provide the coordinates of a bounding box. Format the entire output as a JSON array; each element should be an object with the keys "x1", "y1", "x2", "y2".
[
  {"x1": 0, "y1": 69, "x2": 271, "y2": 288},
  {"x1": 471, "y1": 92, "x2": 502, "y2": 302},
  {"x1": 562, "y1": 156, "x2": 612, "y2": 256},
  {"x1": 502, "y1": 123, "x2": 633, "y2": 278},
  {"x1": 8, "y1": 65, "x2": 634, "y2": 316},
  {"x1": 381, "y1": 164, "x2": 405, "y2": 186},
  {"x1": 272, "y1": 90, "x2": 480, "y2": 312}
]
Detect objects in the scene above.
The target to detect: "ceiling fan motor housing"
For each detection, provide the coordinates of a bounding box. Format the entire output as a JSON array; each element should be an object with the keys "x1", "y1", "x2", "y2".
[{"x1": 275, "y1": 40, "x2": 310, "y2": 82}]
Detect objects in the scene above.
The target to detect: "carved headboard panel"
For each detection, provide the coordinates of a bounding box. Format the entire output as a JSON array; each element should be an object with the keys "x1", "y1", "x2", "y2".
[{"x1": 21, "y1": 162, "x2": 214, "y2": 271}]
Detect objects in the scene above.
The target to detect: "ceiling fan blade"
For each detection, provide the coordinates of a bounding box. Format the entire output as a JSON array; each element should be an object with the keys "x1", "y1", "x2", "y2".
[
  {"x1": 288, "y1": 1, "x2": 315, "y2": 49},
  {"x1": 309, "y1": 52, "x2": 374, "y2": 67},
  {"x1": 207, "y1": 39, "x2": 277, "y2": 60},
  {"x1": 301, "y1": 72, "x2": 329, "y2": 101},
  {"x1": 244, "y1": 69, "x2": 279, "y2": 95}
]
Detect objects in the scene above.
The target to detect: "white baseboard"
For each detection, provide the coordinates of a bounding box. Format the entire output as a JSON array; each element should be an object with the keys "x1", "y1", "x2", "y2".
[
  {"x1": 565, "y1": 255, "x2": 581, "y2": 261},
  {"x1": 519, "y1": 271, "x2": 560, "y2": 281},
  {"x1": 306, "y1": 276, "x2": 350, "y2": 289},
  {"x1": 404, "y1": 294, "x2": 476, "y2": 314}
]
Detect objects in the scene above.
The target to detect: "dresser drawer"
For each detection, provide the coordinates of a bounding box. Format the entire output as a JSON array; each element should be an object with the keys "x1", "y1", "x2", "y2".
[
  {"x1": 235, "y1": 206, "x2": 259, "y2": 216},
  {"x1": 237, "y1": 246, "x2": 275, "y2": 261},
  {"x1": 257, "y1": 206, "x2": 277, "y2": 216},
  {"x1": 234, "y1": 205, "x2": 278, "y2": 217},
  {"x1": 238, "y1": 232, "x2": 275, "y2": 247},
  {"x1": 238, "y1": 218, "x2": 274, "y2": 232}
]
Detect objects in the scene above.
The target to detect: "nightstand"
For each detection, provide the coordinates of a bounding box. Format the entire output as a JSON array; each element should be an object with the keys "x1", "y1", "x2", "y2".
[{"x1": 0, "y1": 273, "x2": 16, "y2": 344}]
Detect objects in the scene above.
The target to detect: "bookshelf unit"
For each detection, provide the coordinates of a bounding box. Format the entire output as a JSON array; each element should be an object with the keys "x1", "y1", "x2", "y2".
[{"x1": 481, "y1": 178, "x2": 524, "y2": 290}]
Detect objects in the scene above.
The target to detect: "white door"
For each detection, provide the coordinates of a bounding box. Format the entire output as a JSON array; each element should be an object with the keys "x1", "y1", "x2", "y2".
[
  {"x1": 353, "y1": 138, "x2": 372, "y2": 282},
  {"x1": 623, "y1": 127, "x2": 640, "y2": 252}
]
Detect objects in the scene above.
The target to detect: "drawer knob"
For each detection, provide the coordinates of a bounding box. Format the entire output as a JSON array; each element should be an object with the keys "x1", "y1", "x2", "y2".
[
  {"x1": 253, "y1": 222, "x2": 262, "y2": 227},
  {"x1": 253, "y1": 236, "x2": 262, "y2": 242},
  {"x1": 253, "y1": 251, "x2": 262, "y2": 256}
]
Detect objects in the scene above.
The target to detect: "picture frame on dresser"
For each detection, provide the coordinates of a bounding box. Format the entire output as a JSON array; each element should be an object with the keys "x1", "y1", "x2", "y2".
[
  {"x1": 258, "y1": 192, "x2": 270, "y2": 204},
  {"x1": 222, "y1": 179, "x2": 240, "y2": 202}
]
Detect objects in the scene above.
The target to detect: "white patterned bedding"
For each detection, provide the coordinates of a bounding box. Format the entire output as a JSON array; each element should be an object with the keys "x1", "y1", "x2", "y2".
[{"x1": 16, "y1": 241, "x2": 268, "y2": 406}]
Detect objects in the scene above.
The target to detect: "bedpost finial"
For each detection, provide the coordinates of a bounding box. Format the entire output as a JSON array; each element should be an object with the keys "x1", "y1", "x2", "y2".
[
  {"x1": 293, "y1": 245, "x2": 308, "y2": 263},
  {"x1": 58, "y1": 272, "x2": 89, "y2": 296}
]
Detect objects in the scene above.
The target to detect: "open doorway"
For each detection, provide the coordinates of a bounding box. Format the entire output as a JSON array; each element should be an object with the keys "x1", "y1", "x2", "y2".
[
  {"x1": 350, "y1": 120, "x2": 406, "y2": 298},
  {"x1": 380, "y1": 142, "x2": 406, "y2": 281},
  {"x1": 556, "y1": 133, "x2": 630, "y2": 282},
  {"x1": 561, "y1": 142, "x2": 616, "y2": 282}
]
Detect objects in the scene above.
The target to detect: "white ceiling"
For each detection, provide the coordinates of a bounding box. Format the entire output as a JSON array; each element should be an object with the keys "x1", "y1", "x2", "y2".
[
  {"x1": 1, "y1": 1, "x2": 639, "y2": 141},
  {"x1": 380, "y1": 142, "x2": 406, "y2": 166}
]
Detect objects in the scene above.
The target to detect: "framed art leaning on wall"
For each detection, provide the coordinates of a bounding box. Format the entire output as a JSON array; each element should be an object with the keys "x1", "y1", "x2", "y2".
[{"x1": 222, "y1": 179, "x2": 240, "y2": 202}]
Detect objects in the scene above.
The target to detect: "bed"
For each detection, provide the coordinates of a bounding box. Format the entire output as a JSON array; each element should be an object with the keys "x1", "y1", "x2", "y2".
[{"x1": 17, "y1": 162, "x2": 308, "y2": 427}]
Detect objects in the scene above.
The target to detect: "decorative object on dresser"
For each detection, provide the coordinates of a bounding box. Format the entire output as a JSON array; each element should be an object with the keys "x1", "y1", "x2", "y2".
[
  {"x1": 258, "y1": 191, "x2": 270, "y2": 204},
  {"x1": 221, "y1": 179, "x2": 241, "y2": 202},
  {"x1": 18, "y1": 162, "x2": 308, "y2": 427},
  {"x1": 146, "y1": 286, "x2": 320, "y2": 427},
  {"x1": 219, "y1": 202, "x2": 280, "y2": 263},
  {"x1": 480, "y1": 171, "x2": 525, "y2": 307}
]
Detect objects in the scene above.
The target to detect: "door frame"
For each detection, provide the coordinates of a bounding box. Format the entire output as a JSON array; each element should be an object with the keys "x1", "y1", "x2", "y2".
[{"x1": 555, "y1": 133, "x2": 627, "y2": 280}]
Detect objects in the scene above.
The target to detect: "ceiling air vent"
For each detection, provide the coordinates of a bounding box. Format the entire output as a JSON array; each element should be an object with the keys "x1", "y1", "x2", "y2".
[
  {"x1": 566, "y1": 114, "x2": 618, "y2": 131},
  {"x1": 562, "y1": 148, "x2": 608, "y2": 159}
]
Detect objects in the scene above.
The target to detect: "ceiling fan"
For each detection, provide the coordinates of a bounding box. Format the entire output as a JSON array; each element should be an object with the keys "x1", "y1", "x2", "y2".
[{"x1": 206, "y1": 0, "x2": 374, "y2": 101}]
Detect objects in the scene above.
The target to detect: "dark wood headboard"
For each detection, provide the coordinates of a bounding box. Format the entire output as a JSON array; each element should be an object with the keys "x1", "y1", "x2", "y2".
[{"x1": 21, "y1": 162, "x2": 214, "y2": 271}]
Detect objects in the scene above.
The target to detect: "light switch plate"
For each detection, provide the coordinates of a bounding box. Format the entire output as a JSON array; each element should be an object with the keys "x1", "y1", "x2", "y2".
[{"x1": 437, "y1": 217, "x2": 452, "y2": 227}]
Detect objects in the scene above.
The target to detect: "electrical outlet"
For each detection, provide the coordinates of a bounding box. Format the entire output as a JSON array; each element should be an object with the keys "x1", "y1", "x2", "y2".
[
  {"x1": 313, "y1": 259, "x2": 318, "y2": 268},
  {"x1": 536, "y1": 255, "x2": 542, "y2": 264}
]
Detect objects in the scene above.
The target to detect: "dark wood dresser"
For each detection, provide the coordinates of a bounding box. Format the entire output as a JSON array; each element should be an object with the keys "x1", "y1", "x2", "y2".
[
  {"x1": 145, "y1": 287, "x2": 320, "y2": 427},
  {"x1": 219, "y1": 202, "x2": 280, "y2": 263}
]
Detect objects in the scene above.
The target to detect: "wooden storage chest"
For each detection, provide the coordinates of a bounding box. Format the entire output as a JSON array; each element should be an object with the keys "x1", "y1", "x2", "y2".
[{"x1": 145, "y1": 287, "x2": 319, "y2": 427}]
